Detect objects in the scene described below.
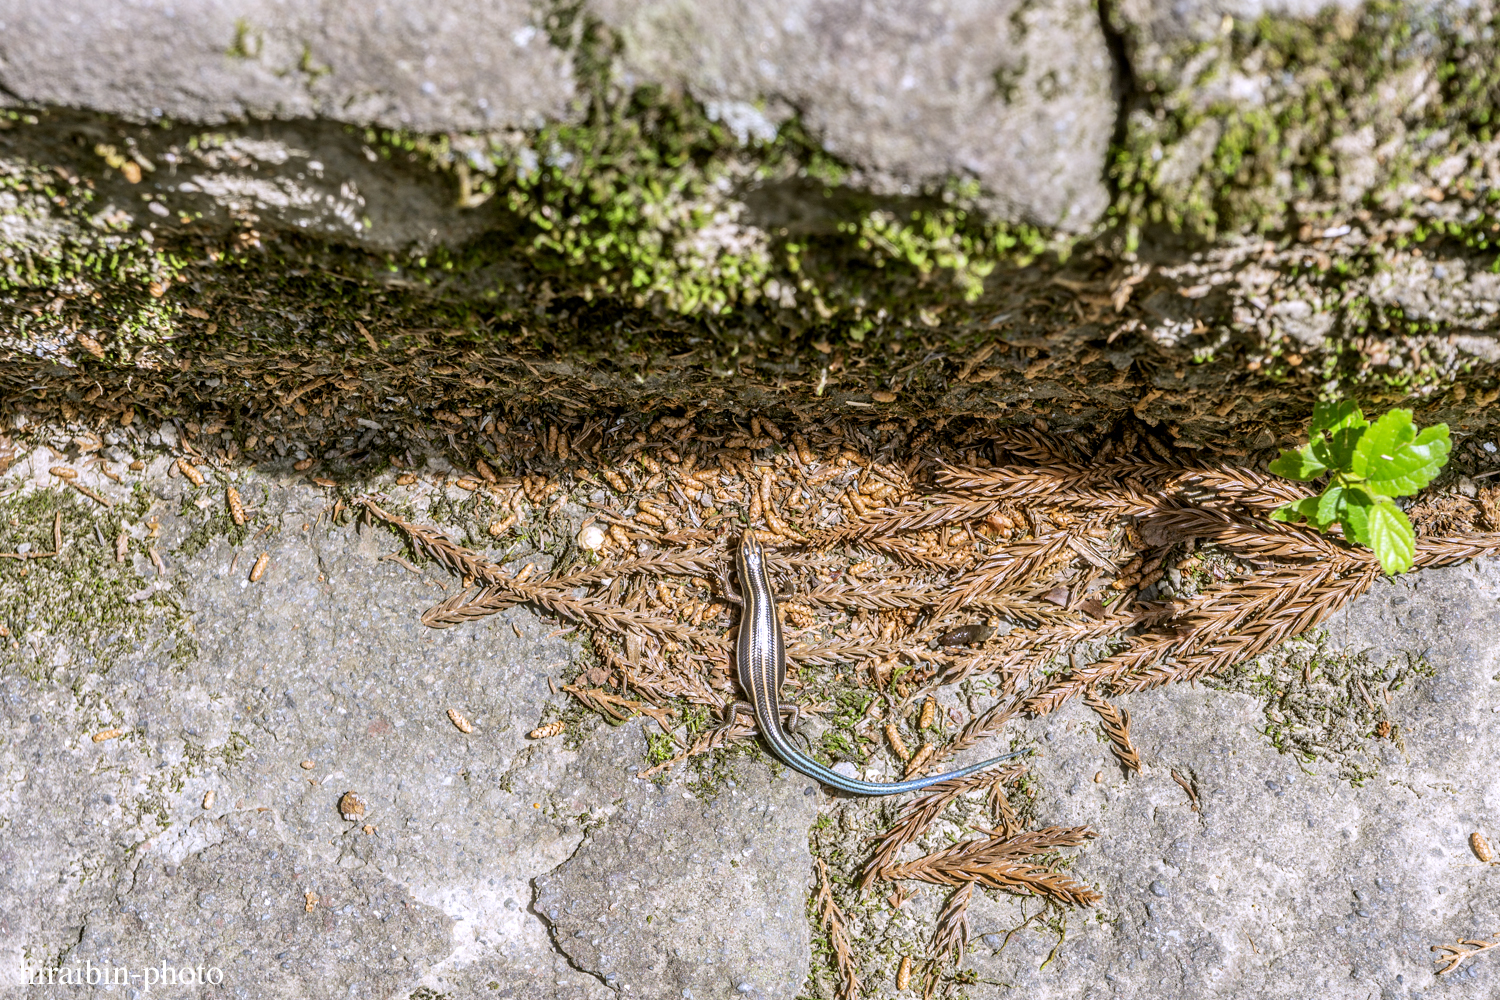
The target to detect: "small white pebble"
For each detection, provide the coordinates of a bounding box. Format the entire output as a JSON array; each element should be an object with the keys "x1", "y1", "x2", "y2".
[
  {"x1": 578, "y1": 523, "x2": 606, "y2": 551},
  {"x1": 1484, "y1": 441, "x2": 1497, "y2": 453}
]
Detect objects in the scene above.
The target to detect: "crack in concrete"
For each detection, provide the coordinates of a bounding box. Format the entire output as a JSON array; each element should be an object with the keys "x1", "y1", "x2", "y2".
[{"x1": 527, "y1": 819, "x2": 619, "y2": 996}]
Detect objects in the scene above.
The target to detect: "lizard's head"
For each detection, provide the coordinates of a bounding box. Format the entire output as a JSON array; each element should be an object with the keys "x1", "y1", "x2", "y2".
[{"x1": 738, "y1": 529, "x2": 764, "y2": 571}]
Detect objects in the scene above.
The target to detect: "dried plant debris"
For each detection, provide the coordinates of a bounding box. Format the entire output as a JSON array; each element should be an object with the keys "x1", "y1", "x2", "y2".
[
  {"x1": 815, "y1": 858, "x2": 860, "y2": 1000},
  {"x1": 1081, "y1": 682, "x2": 1142, "y2": 774},
  {"x1": 1433, "y1": 932, "x2": 1500, "y2": 976},
  {"x1": 345, "y1": 416, "x2": 1500, "y2": 994},
  {"x1": 929, "y1": 881, "x2": 975, "y2": 969},
  {"x1": 360, "y1": 419, "x2": 1493, "y2": 784},
  {"x1": 881, "y1": 826, "x2": 1101, "y2": 907}
]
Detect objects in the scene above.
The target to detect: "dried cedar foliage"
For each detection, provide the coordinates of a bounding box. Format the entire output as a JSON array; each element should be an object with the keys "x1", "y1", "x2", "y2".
[
  {"x1": 1082, "y1": 685, "x2": 1142, "y2": 774},
  {"x1": 882, "y1": 826, "x2": 1101, "y2": 907},
  {"x1": 366, "y1": 419, "x2": 1500, "y2": 765},
  {"x1": 929, "y1": 881, "x2": 974, "y2": 969},
  {"x1": 816, "y1": 859, "x2": 860, "y2": 1000},
  {"x1": 364, "y1": 416, "x2": 1500, "y2": 992}
]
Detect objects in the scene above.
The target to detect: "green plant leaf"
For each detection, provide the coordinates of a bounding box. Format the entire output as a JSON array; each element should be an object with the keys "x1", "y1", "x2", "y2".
[
  {"x1": 1315, "y1": 486, "x2": 1348, "y2": 529},
  {"x1": 1339, "y1": 488, "x2": 1374, "y2": 547},
  {"x1": 1363, "y1": 424, "x2": 1452, "y2": 497},
  {"x1": 1350, "y1": 408, "x2": 1416, "y2": 479},
  {"x1": 1310, "y1": 399, "x2": 1367, "y2": 435},
  {"x1": 1364, "y1": 499, "x2": 1415, "y2": 574},
  {"x1": 1269, "y1": 444, "x2": 1327, "y2": 481},
  {"x1": 1311, "y1": 426, "x2": 1365, "y2": 473},
  {"x1": 1271, "y1": 496, "x2": 1322, "y2": 524}
]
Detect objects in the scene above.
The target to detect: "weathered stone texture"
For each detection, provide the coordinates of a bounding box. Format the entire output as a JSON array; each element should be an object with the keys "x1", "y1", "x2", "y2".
[
  {"x1": 594, "y1": 0, "x2": 1117, "y2": 230},
  {"x1": 0, "y1": 0, "x2": 577, "y2": 132}
]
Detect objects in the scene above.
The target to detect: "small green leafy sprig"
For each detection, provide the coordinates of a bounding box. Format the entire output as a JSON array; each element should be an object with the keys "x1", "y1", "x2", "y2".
[{"x1": 1268, "y1": 401, "x2": 1451, "y2": 575}]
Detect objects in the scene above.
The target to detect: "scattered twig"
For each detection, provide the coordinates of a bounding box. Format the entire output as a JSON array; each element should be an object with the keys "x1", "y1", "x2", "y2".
[{"x1": 1432, "y1": 932, "x2": 1500, "y2": 976}]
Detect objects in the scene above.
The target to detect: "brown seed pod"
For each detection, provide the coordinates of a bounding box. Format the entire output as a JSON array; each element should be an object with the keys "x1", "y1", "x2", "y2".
[
  {"x1": 896, "y1": 954, "x2": 912, "y2": 991},
  {"x1": 475, "y1": 458, "x2": 496, "y2": 483},
  {"x1": 603, "y1": 469, "x2": 630, "y2": 493},
  {"x1": 905, "y1": 743, "x2": 936, "y2": 777},
  {"x1": 1473, "y1": 831, "x2": 1495, "y2": 863},
  {"x1": 201, "y1": 789, "x2": 216, "y2": 810},
  {"x1": 338, "y1": 791, "x2": 366, "y2": 821},
  {"x1": 91, "y1": 728, "x2": 123, "y2": 743},
  {"x1": 49, "y1": 465, "x2": 78, "y2": 480},
  {"x1": 396, "y1": 473, "x2": 418, "y2": 486},
  {"x1": 455, "y1": 478, "x2": 480, "y2": 491},
  {"x1": 885, "y1": 724, "x2": 911, "y2": 762},
  {"x1": 176, "y1": 457, "x2": 205, "y2": 486},
  {"x1": 659, "y1": 415, "x2": 690, "y2": 430},
  {"x1": 447, "y1": 707, "x2": 474, "y2": 733},
  {"x1": 300, "y1": 759, "x2": 315, "y2": 770},
  {"x1": 919, "y1": 696, "x2": 937, "y2": 730},
  {"x1": 226, "y1": 486, "x2": 246, "y2": 525},
  {"x1": 529, "y1": 721, "x2": 565, "y2": 739},
  {"x1": 791, "y1": 432, "x2": 815, "y2": 465},
  {"x1": 293, "y1": 457, "x2": 315, "y2": 472},
  {"x1": 249, "y1": 552, "x2": 269, "y2": 583},
  {"x1": 76, "y1": 333, "x2": 106, "y2": 359},
  {"x1": 781, "y1": 602, "x2": 817, "y2": 629}
]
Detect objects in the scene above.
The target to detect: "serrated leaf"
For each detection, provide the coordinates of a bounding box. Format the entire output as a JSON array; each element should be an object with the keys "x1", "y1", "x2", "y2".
[
  {"x1": 1350, "y1": 408, "x2": 1416, "y2": 479},
  {"x1": 1269, "y1": 444, "x2": 1327, "y2": 481},
  {"x1": 1271, "y1": 496, "x2": 1322, "y2": 524},
  {"x1": 1365, "y1": 499, "x2": 1415, "y2": 575},
  {"x1": 1311, "y1": 426, "x2": 1364, "y2": 473},
  {"x1": 1315, "y1": 486, "x2": 1347, "y2": 529},
  {"x1": 1310, "y1": 399, "x2": 1367, "y2": 435},
  {"x1": 1364, "y1": 424, "x2": 1451, "y2": 497},
  {"x1": 1340, "y1": 488, "x2": 1374, "y2": 547}
]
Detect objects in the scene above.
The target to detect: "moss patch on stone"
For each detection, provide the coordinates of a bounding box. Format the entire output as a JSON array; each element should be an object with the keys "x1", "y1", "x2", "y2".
[{"x1": 0, "y1": 481, "x2": 196, "y2": 693}]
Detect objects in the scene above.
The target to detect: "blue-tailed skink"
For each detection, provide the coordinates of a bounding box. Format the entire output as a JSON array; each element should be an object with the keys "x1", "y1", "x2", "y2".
[{"x1": 731, "y1": 531, "x2": 1032, "y2": 795}]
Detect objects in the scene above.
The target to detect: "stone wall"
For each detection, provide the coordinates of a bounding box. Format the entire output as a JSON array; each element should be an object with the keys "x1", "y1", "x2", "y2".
[{"x1": 0, "y1": 0, "x2": 1497, "y2": 455}]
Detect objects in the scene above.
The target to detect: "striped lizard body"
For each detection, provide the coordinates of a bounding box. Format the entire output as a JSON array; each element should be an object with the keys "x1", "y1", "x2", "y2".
[{"x1": 731, "y1": 531, "x2": 1032, "y2": 795}]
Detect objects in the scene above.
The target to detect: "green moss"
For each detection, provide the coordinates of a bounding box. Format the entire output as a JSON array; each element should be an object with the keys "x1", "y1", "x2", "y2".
[
  {"x1": 359, "y1": 85, "x2": 1061, "y2": 333},
  {"x1": 1107, "y1": 1, "x2": 1500, "y2": 245},
  {"x1": 0, "y1": 483, "x2": 193, "y2": 688},
  {"x1": 1204, "y1": 629, "x2": 1433, "y2": 785}
]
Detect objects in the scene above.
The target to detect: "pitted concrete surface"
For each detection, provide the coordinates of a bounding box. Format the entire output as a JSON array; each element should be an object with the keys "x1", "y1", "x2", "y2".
[{"x1": 1, "y1": 436, "x2": 1498, "y2": 998}]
